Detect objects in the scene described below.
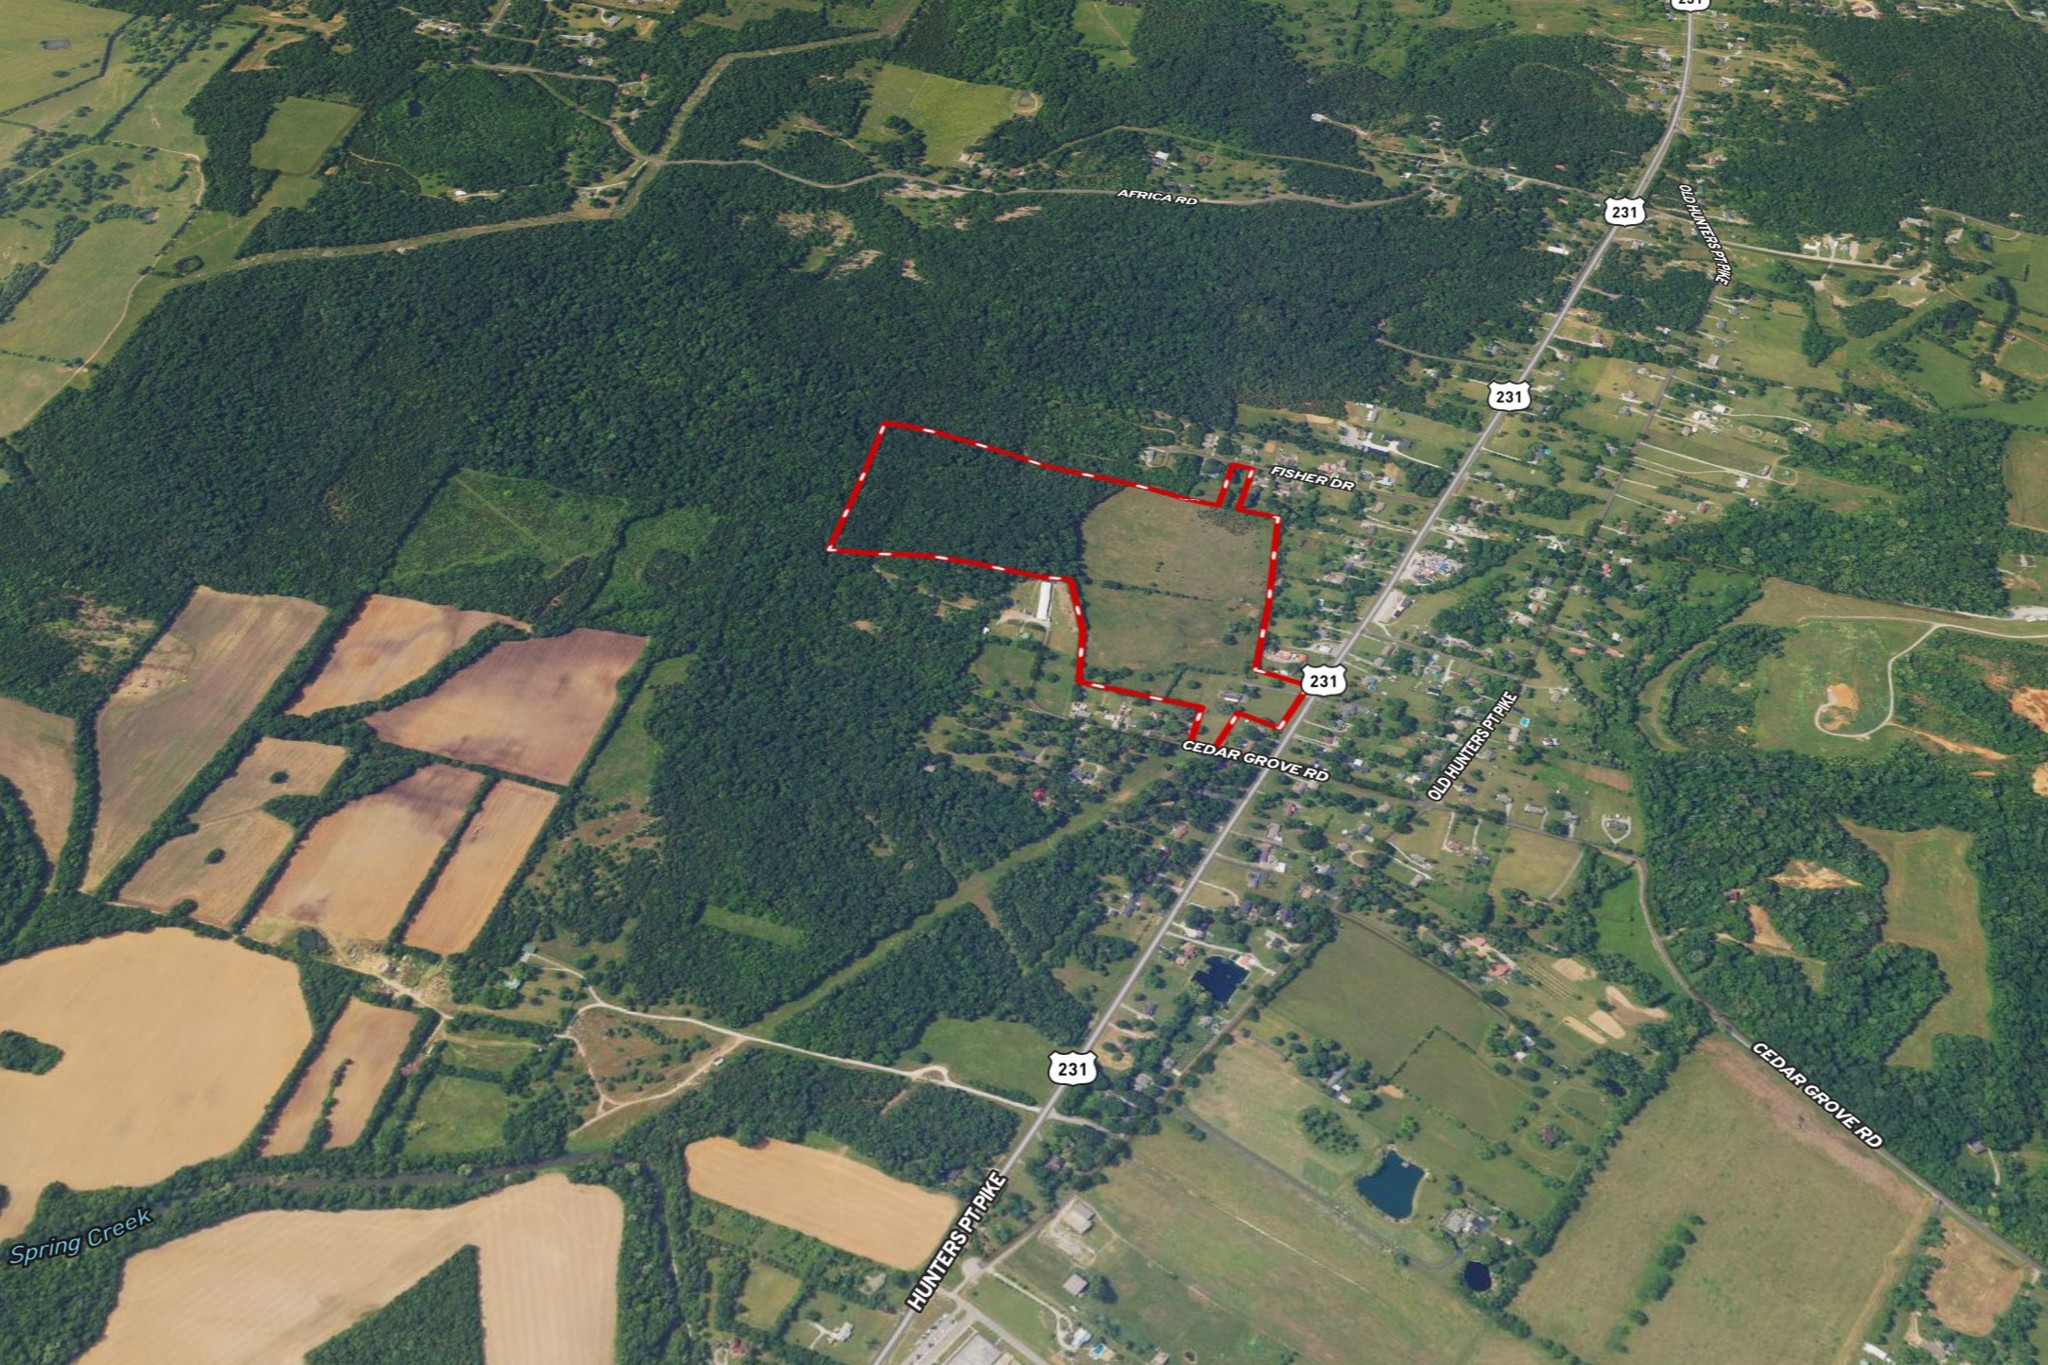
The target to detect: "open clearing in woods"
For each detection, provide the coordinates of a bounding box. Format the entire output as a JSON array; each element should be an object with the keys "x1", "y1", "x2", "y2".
[
  {"x1": 404, "y1": 780, "x2": 558, "y2": 954},
  {"x1": 87, "y1": 588, "x2": 326, "y2": 890},
  {"x1": 263, "y1": 998, "x2": 419, "y2": 1156},
  {"x1": 370, "y1": 628, "x2": 645, "y2": 784},
  {"x1": 79, "y1": 1173, "x2": 622, "y2": 1365},
  {"x1": 684, "y1": 1137, "x2": 957, "y2": 1270},
  {"x1": 289, "y1": 594, "x2": 522, "y2": 715},
  {"x1": 0, "y1": 930, "x2": 309, "y2": 1239},
  {"x1": 0, "y1": 695, "x2": 74, "y2": 859},
  {"x1": 119, "y1": 737, "x2": 346, "y2": 926},
  {"x1": 247, "y1": 765, "x2": 481, "y2": 946}
]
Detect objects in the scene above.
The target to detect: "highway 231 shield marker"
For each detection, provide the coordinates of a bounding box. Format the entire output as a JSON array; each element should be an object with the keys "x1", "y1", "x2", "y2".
[
  {"x1": 1048, "y1": 1050, "x2": 1099, "y2": 1084},
  {"x1": 1488, "y1": 382, "x2": 1531, "y2": 412},
  {"x1": 1300, "y1": 664, "x2": 1346, "y2": 697}
]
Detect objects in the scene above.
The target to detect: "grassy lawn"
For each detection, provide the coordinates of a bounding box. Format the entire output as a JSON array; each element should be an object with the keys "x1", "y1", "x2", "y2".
[
  {"x1": 0, "y1": 0, "x2": 124, "y2": 115},
  {"x1": 781, "y1": 1291, "x2": 895, "y2": 1363},
  {"x1": 404, "y1": 1074, "x2": 513, "y2": 1156},
  {"x1": 702, "y1": 903, "x2": 805, "y2": 947},
  {"x1": 581, "y1": 655, "x2": 691, "y2": 808},
  {"x1": 1749, "y1": 617, "x2": 1927, "y2": 754},
  {"x1": 1072, "y1": 0, "x2": 1140, "y2": 67},
  {"x1": 857, "y1": 63, "x2": 1028, "y2": 167},
  {"x1": 906, "y1": 1016, "x2": 1054, "y2": 1100},
  {"x1": 105, "y1": 22, "x2": 251, "y2": 156},
  {"x1": 1518, "y1": 1038, "x2": 1925, "y2": 1363},
  {"x1": 249, "y1": 95, "x2": 361, "y2": 174},
  {"x1": 1489, "y1": 831, "x2": 1582, "y2": 901},
  {"x1": 1846, "y1": 823, "x2": 1991, "y2": 1066},
  {"x1": 1394, "y1": 1033, "x2": 1527, "y2": 1142},
  {"x1": 1269, "y1": 921, "x2": 1498, "y2": 1063},
  {"x1": 737, "y1": 1261, "x2": 804, "y2": 1325},
  {"x1": 395, "y1": 468, "x2": 632, "y2": 581},
  {"x1": 1587, "y1": 864, "x2": 1680, "y2": 992},
  {"x1": 1185, "y1": 1040, "x2": 1379, "y2": 1194}
]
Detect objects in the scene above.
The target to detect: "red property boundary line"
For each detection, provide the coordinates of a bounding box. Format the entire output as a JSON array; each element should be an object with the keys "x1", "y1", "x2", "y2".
[{"x1": 827, "y1": 421, "x2": 1305, "y2": 745}]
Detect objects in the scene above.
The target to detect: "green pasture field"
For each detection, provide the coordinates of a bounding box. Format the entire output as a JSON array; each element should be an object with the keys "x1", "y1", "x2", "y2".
[
  {"x1": 1079, "y1": 583, "x2": 1253, "y2": 685},
  {"x1": 0, "y1": 149, "x2": 200, "y2": 381},
  {"x1": 1587, "y1": 864, "x2": 1680, "y2": 990},
  {"x1": 737, "y1": 1261, "x2": 804, "y2": 1325},
  {"x1": 1368, "y1": 1088, "x2": 1558, "y2": 1223},
  {"x1": 1393, "y1": 1033, "x2": 1527, "y2": 1141},
  {"x1": 1748, "y1": 617, "x2": 1927, "y2": 754},
  {"x1": 1845, "y1": 823, "x2": 1990, "y2": 1066},
  {"x1": 1072, "y1": 0, "x2": 1140, "y2": 67},
  {"x1": 436, "y1": 1030, "x2": 530, "y2": 1078},
  {"x1": 1055, "y1": 1124, "x2": 1545, "y2": 1364},
  {"x1": 905, "y1": 1016, "x2": 1054, "y2": 1099},
  {"x1": 858, "y1": 63, "x2": 1027, "y2": 167},
  {"x1": 1185, "y1": 1040, "x2": 1379, "y2": 1194},
  {"x1": 395, "y1": 468, "x2": 632, "y2": 581},
  {"x1": 1489, "y1": 832, "x2": 1582, "y2": 902},
  {"x1": 1518, "y1": 1039, "x2": 1925, "y2": 1363},
  {"x1": 404, "y1": 1074, "x2": 515, "y2": 1155},
  {"x1": 582, "y1": 655, "x2": 691, "y2": 807},
  {"x1": 702, "y1": 903, "x2": 805, "y2": 946},
  {"x1": 1712, "y1": 294, "x2": 1844, "y2": 390},
  {"x1": 694, "y1": 0, "x2": 819, "y2": 31},
  {"x1": 1268, "y1": 921, "x2": 1498, "y2": 1062},
  {"x1": 0, "y1": 0, "x2": 123, "y2": 115},
  {"x1": 249, "y1": 95, "x2": 361, "y2": 174},
  {"x1": 591, "y1": 505, "x2": 716, "y2": 628},
  {"x1": 105, "y1": 22, "x2": 250, "y2": 156}
]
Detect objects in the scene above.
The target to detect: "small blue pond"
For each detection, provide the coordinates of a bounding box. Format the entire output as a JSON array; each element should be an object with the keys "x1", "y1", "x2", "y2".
[
  {"x1": 1354, "y1": 1151, "x2": 1424, "y2": 1219},
  {"x1": 1192, "y1": 955, "x2": 1248, "y2": 1004},
  {"x1": 1463, "y1": 1261, "x2": 1494, "y2": 1292}
]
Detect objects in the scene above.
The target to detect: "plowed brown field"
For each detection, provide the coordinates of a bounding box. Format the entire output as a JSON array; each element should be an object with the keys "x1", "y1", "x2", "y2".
[
  {"x1": 404, "y1": 780, "x2": 557, "y2": 955},
  {"x1": 247, "y1": 765, "x2": 481, "y2": 946},
  {"x1": 0, "y1": 930, "x2": 308, "y2": 1239},
  {"x1": 685, "y1": 1136, "x2": 956, "y2": 1269},
  {"x1": 120, "y1": 737, "x2": 347, "y2": 926},
  {"x1": 264, "y1": 998, "x2": 419, "y2": 1156},
  {"x1": 0, "y1": 695, "x2": 74, "y2": 860},
  {"x1": 79, "y1": 1173, "x2": 622, "y2": 1365},
  {"x1": 370, "y1": 628, "x2": 645, "y2": 784},
  {"x1": 289, "y1": 595, "x2": 522, "y2": 715},
  {"x1": 87, "y1": 588, "x2": 326, "y2": 889}
]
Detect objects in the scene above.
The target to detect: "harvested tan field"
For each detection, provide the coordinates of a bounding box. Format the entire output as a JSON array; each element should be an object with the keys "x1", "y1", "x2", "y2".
[
  {"x1": 80, "y1": 1173, "x2": 622, "y2": 1365},
  {"x1": 370, "y1": 628, "x2": 646, "y2": 784},
  {"x1": 685, "y1": 1136, "x2": 956, "y2": 1269},
  {"x1": 1552, "y1": 957, "x2": 1592, "y2": 982},
  {"x1": 1587, "y1": 1009, "x2": 1626, "y2": 1040},
  {"x1": 1927, "y1": 1221, "x2": 2025, "y2": 1336},
  {"x1": 87, "y1": 588, "x2": 326, "y2": 889},
  {"x1": 1561, "y1": 1017, "x2": 1608, "y2": 1047},
  {"x1": 264, "y1": 999, "x2": 418, "y2": 1156},
  {"x1": 289, "y1": 595, "x2": 523, "y2": 715},
  {"x1": 1771, "y1": 860, "x2": 1861, "y2": 890},
  {"x1": 0, "y1": 930, "x2": 308, "y2": 1239},
  {"x1": 248, "y1": 765, "x2": 481, "y2": 946},
  {"x1": 405, "y1": 781, "x2": 557, "y2": 955},
  {"x1": 2010, "y1": 687, "x2": 2048, "y2": 734},
  {"x1": 0, "y1": 696, "x2": 75, "y2": 860},
  {"x1": 1604, "y1": 985, "x2": 1668, "y2": 1025},
  {"x1": 1748, "y1": 904, "x2": 1795, "y2": 952},
  {"x1": 120, "y1": 738, "x2": 347, "y2": 926}
]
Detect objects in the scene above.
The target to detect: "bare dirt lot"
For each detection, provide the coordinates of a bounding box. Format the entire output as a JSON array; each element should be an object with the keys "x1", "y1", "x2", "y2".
[
  {"x1": 264, "y1": 998, "x2": 419, "y2": 1156},
  {"x1": 248, "y1": 765, "x2": 482, "y2": 946},
  {"x1": 79, "y1": 1173, "x2": 622, "y2": 1365},
  {"x1": 119, "y1": 737, "x2": 347, "y2": 926},
  {"x1": 404, "y1": 780, "x2": 557, "y2": 955},
  {"x1": 1771, "y1": 860, "x2": 1862, "y2": 890},
  {"x1": 685, "y1": 1136, "x2": 956, "y2": 1269},
  {"x1": 2009, "y1": 686, "x2": 2048, "y2": 734},
  {"x1": 87, "y1": 588, "x2": 327, "y2": 890},
  {"x1": 289, "y1": 594, "x2": 523, "y2": 715},
  {"x1": 1926, "y1": 1220, "x2": 2026, "y2": 1335},
  {"x1": 0, "y1": 695, "x2": 74, "y2": 860},
  {"x1": 370, "y1": 629, "x2": 646, "y2": 784},
  {"x1": 0, "y1": 929, "x2": 309, "y2": 1239}
]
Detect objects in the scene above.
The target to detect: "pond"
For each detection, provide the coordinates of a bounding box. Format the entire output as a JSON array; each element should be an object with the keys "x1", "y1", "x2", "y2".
[
  {"x1": 1463, "y1": 1261, "x2": 1494, "y2": 1292},
  {"x1": 1192, "y1": 955, "x2": 1248, "y2": 1005},
  {"x1": 1353, "y1": 1150, "x2": 1424, "y2": 1219}
]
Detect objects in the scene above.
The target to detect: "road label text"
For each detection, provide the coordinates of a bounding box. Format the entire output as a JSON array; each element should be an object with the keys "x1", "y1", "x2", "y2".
[
  {"x1": 904, "y1": 1169, "x2": 1009, "y2": 1312},
  {"x1": 1271, "y1": 464, "x2": 1356, "y2": 491},
  {"x1": 1751, "y1": 1042, "x2": 1884, "y2": 1147},
  {"x1": 1181, "y1": 740, "x2": 1329, "y2": 782},
  {"x1": 1426, "y1": 689, "x2": 1519, "y2": 801},
  {"x1": 1678, "y1": 184, "x2": 1733, "y2": 285}
]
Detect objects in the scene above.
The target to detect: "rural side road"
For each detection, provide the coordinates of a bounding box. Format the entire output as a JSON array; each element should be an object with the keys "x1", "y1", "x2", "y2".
[{"x1": 872, "y1": 18, "x2": 1700, "y2": 1362}]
